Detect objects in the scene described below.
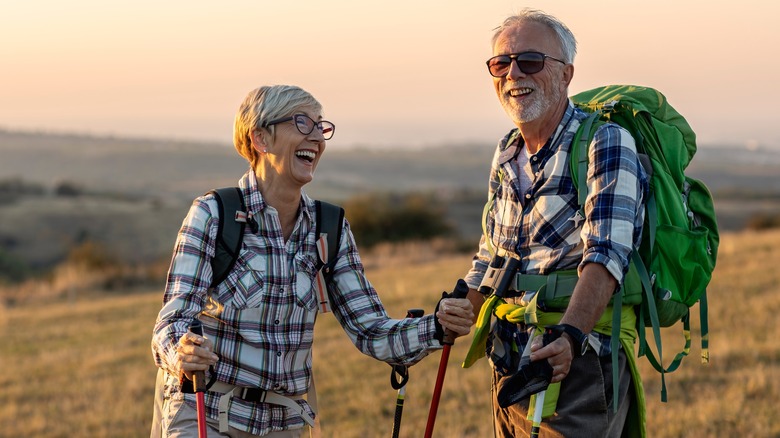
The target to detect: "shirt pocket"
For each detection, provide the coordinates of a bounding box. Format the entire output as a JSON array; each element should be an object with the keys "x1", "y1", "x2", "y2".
[
  {"x1": 293, "y1": 256, "x2": 318, "y2": 311},
  {"x1": 230, "y1": 255, "x2": 268, "y2": 310}
]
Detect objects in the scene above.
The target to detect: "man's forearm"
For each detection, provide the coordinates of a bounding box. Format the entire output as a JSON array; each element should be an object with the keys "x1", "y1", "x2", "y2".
[{"x1": 559, "y1": 263, "x2": 617, "y2": 333}]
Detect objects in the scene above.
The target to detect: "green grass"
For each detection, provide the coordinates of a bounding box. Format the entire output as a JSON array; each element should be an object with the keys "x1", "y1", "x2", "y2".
[{"x1": 2, "y1": 231, "x2": 780, "y2": 437}]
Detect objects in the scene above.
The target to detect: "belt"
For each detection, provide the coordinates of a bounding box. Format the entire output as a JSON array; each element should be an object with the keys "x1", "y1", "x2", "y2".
[{"x1": 208, "y1": 382, "x2": 315, "y2": 433}]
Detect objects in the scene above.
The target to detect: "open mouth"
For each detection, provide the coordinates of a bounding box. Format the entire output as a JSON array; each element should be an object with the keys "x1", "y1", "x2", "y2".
[
  {"x1": 295, "y1": 150, "x2": 316, "y2": 163},
  {"x1": 508, "y1": 87, "x2": 533, "y2": 97}
]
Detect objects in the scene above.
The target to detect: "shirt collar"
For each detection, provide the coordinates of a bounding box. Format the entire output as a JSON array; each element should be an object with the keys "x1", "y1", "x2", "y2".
[
  {"x1": 237, "y1": 169, "x2": 315, "y2": 225},
  {"x1": 498, "y1": 100, "x2": 576, "y2": 166}
]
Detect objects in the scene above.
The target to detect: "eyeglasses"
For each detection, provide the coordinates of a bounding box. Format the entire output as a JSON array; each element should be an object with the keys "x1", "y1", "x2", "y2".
[
  {"x1": 261, "y1": 113, "x2": 335, "y2": 140},
  {"x1": 486, "y1": 51, "x2": 566, "y2": 77}
]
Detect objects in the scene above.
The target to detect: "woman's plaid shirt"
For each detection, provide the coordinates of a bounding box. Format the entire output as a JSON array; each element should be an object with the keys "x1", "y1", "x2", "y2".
[{"x1": 152, "y1": 170, "x2": 440, "y2": 436}]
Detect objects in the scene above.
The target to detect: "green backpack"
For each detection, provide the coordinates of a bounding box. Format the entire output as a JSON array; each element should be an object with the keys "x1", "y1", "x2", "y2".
[{"x1": 570, "y1": 85, "x2": 720, "y2": 400}]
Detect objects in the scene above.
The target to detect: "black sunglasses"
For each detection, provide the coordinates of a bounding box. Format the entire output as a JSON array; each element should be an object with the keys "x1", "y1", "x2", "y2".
[
  {"x1": 486, "y1": 51, "x2": 566, "y2": 77},
  {"x1": 261, "y1": 113, "x2": 335, "y2": 140}
]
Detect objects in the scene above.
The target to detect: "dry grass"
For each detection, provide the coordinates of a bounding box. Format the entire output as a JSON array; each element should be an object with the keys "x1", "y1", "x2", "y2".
[{"x1": 2, "y1": 230, "x2": 779, "y2": 437}]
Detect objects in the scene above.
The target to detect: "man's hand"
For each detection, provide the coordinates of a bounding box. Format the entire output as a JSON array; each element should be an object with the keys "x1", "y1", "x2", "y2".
[
  {"x1": 529, "y1": 334, "x2": 574, "y2": 383},
  {"x1": 176, "y1": 331, "x2": 218, "y2": 382}
]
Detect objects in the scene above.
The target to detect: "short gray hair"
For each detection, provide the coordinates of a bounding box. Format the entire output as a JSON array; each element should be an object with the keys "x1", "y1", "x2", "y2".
[
  {"x1": 490, "y1": 8, "x2": 577, "y2": 64},
  {"x1": 233, "y1": 85, "x2": 322, "y2": 168}
]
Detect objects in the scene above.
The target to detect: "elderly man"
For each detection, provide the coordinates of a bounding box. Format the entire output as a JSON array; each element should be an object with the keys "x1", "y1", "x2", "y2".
[{"x1": 463, "y1": 9, "x2": 648, "y2": 437}]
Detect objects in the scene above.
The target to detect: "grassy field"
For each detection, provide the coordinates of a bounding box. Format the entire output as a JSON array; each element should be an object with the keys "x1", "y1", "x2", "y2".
[{"x1": 2, "y1": 230, "x2": 779, "y2": 437}]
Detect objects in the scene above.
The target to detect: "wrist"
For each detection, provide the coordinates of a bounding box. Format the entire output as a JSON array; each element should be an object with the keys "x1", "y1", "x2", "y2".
[{"x1": 545, "y1": 324, "x2": 588, "y2": 356}]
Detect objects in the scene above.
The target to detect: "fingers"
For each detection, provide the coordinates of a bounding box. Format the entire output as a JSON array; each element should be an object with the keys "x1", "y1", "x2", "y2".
[
  {"x1": 436, "y1": 298, "x2": 474, "y2": 337},
  {"x1": 176, "y1": 331, "x2": 219, "y2": 377},
  {"x1": 438, "y1": 298, "x2": 474, "y2": 319},
  {"x1": 529, "y1": 337, "x2": 572, "y2": 383}
]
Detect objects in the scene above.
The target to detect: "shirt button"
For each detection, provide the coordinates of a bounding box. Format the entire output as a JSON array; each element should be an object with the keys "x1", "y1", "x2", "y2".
[
  {"x1": 276, "y1": 351, "x2": 282, "y2": 357},
  {"x1": 274, "y1": 319, "x2": 280, "y2": 324},
  {"x1": 532, "y1": 155, "x2": 538, "y2": 162},
  {"x1": 525, "y1": 194, "x2": 532, "y2": 199},
  {"x1": 273, "y1": 384, "x2": 282, "y2": 390}
]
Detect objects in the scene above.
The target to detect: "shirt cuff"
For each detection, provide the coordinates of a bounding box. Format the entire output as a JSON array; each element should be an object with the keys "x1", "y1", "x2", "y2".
[
  {"x1": 579, "y1": 251, "x2": 625, "y2": 285},
  {"x1": 417, "y1": 315, "x2": 444, "y2": 350}
]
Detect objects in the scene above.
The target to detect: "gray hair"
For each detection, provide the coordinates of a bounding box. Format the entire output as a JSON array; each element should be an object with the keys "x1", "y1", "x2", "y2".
[
  {"x1": 233, "y1": 85, "x2": 322, "y2": 168},
  {"x1": 490, "y1": 8, "x2": 577, "y2": 64}
]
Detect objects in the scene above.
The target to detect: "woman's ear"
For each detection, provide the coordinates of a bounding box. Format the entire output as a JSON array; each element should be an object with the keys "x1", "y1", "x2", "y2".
[{"x1": 251, "y1": 129, "x2": 268, "y2": 153}]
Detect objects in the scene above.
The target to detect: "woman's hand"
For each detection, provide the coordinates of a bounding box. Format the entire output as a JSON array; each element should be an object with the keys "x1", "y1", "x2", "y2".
[
  {"x1": 175, "y1": 331, "x2": 219, "y2": 381},
  {"x1": 435, "y1": 298, "x2": 474, "y2": 338}
]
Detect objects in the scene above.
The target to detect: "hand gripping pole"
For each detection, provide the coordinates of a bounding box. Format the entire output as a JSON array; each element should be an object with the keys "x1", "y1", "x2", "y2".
[
  {"x1": 424, "y1": 279, "x2": 469, "y2": 438},
  {"x1": 189, "y1": 320, "x2": 209, "y2": 438}
]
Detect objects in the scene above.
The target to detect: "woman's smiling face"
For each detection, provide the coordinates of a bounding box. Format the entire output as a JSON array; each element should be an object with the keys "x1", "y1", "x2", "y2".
[{"x1": 260, "y1": 106, "x2": 327, "y2": 190}]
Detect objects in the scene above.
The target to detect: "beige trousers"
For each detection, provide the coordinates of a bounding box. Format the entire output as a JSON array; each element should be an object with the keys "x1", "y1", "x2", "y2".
[{"x1": 164, "y1": 398, "x2": 304, "y2": 438}]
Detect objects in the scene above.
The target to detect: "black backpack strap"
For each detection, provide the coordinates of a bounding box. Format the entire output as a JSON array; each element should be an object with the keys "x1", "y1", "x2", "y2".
[
  {"x1": 314, "y1": 200, "x2": 345, "y2": 282},
  {"x1": 207, "y1": 187, "x2": 247, "y2": 288}
]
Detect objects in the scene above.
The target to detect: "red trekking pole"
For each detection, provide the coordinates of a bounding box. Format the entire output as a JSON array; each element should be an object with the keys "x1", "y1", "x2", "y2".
[
  {"x1": 424, "y1": 279, "x2": 469, "y2": 438},
  {"x1": 188, "y1": 320, "x2": 209, "y2": 438}
]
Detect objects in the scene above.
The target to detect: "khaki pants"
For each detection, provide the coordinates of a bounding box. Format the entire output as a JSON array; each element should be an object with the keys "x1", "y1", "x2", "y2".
[
  {"x1": 163, "y1": 397, "x2": 304, "y2": 438},
  {"x1": 492, "y1": 348, "x2": 632, "y2": 438}
]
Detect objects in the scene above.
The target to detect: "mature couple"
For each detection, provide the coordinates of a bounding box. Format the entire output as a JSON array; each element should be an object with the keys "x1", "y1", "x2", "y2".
[{"x1": 152, "y1": 9, "x2": 648, "y2": 438}]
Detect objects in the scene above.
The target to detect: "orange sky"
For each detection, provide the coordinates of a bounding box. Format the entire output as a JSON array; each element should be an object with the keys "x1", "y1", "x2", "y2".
[{"x1": 1, "y1": 0, "x2": 778, "y2": 149}]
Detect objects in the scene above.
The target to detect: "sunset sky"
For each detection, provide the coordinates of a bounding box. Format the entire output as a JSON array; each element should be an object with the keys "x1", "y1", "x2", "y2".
[{"x1": 2, "y1": 0, "x2": 778, "y2": 149}]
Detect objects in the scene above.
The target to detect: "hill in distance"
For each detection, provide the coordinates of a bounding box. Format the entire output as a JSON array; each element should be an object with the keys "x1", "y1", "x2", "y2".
[{"x1": 1, "y1": 129, "x2": 779, "y2": 269}]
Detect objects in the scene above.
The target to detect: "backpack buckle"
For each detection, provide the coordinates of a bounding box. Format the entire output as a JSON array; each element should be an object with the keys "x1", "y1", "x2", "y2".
[{"x1": 603, "y1": 100, "x2": 618, "y2": 112}]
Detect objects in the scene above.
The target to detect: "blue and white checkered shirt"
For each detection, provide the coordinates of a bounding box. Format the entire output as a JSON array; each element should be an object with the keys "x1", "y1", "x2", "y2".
[{"x1": 464, "y1": 101, "x2": 648, "y2": 359}]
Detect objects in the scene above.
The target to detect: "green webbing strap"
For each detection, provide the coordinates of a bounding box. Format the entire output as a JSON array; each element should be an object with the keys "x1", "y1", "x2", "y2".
[
  {"x1": 570, "y1": 113, "x2": 600, "y2": 209},
  {"x1": 512, "y1": 270, "x2": 579, "y2": 300},
  {"x1": 632, "y1": 250, "x2": 668, "y2": 401},
  {"x1": 643, "y1": 312, "x2": 692, "y2": 376},
  {"x1": 611, "y1": 285, "x2": 622, "y2": 413},
  {"x1": 481, "y1": 190, "x2": 498, "y2": 257},
  {"x1": 700, "y1": 291, "x2": 710, "y2": 364}
]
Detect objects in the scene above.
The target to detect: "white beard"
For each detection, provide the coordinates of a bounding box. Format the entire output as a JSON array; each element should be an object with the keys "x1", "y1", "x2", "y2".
[{"x1": 503, "y1": 84, "x2": 563, "y2": 124}]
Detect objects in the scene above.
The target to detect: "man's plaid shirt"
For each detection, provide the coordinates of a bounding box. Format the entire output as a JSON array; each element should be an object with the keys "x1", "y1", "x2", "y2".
[
  {"x1": 464, "y1": 102, "x2": 648, "y2": 358},
  {"x1": 152, "y1": 170, "x2": 440, "y2": 436}
]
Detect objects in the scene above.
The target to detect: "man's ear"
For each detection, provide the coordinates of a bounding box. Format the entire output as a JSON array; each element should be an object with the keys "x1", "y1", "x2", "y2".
[{"x1": 562, "y1": 63, "x2": 574, "y2": 88}]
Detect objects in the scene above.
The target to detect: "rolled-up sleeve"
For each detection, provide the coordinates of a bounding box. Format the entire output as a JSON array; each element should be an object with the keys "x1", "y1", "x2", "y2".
[{"x1": 579, "y1": 122, "x2": 645, "y2": 284}]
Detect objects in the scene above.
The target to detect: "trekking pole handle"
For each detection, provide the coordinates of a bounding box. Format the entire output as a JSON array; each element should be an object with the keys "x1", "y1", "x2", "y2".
[
  {"x1": 442, "y1": 279, "x2": 470, "y2": 345},
  {"x1": 188, "y1": 319, "x2": 207, "y2": 393}
]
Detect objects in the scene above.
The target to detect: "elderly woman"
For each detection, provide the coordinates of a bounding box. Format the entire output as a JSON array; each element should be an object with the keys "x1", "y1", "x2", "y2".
[{"x1": 151, "y1": 85, "x2": 473, "y2": 438}]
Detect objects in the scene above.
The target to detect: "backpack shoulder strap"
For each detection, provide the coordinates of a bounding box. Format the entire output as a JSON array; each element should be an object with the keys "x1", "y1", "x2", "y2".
[
  {"x1": 570, "y1": 112, "x2": 602, "y2": 210},
  {"x1": 314, "y1": 200, "x2": 345, "y2": 278},
  {"x1": 314, "y1": 200, "x2": 345, "y2": 313},
  {"x1": 207, "y1": 187, "x2": 247, "y2": 288}
]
